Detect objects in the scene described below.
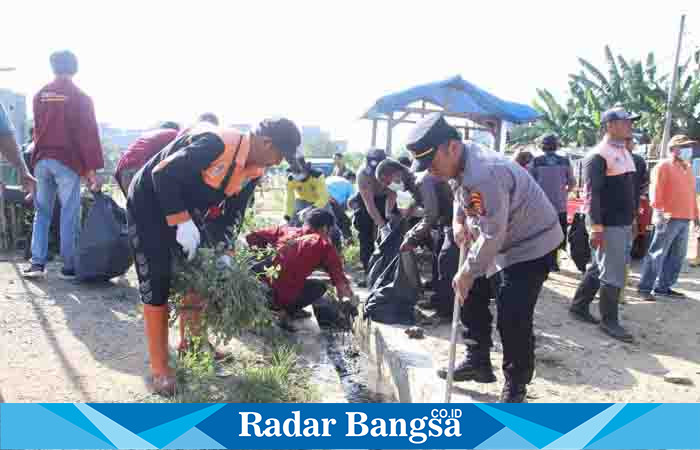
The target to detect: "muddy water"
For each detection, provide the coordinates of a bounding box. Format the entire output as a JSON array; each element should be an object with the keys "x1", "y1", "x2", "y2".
[{"x1": 294, "y1": 325, "x2": 393, "y2": 403}]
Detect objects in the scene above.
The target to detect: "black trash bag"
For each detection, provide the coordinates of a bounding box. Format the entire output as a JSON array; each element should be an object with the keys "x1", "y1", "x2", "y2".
[
  {"x1": 568, "y1": 212, "x2": 591, "y2": 273},
  {"x1": 364, "y1": 225, "x2": 421, "y2": 325},
  {"x1": 76, "y1": 192, "x2": 133, "y2": 282}
]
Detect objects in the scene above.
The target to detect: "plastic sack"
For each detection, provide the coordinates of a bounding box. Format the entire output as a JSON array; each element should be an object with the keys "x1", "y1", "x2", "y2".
[
  {"x1": 364, "y1": 224, "x2": 421, "y2": 325},
  {"x1": 76, "y1": 192, "x2": 133, "y2": 282},
  {"x1": 567, "y1": 212, "x2": 591, "y2": 273}
]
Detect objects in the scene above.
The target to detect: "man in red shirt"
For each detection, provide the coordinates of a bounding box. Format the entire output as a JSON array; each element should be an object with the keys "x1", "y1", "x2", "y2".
[
  {"x1": 246, "y1": 208, "x2": 354, "y2": 330},
  {"x1": 114, "y1": 121, "x2": 180, "y2": 195},
  {"x1": 24, "y1": 51, "x2": 103, "y2": 280}
]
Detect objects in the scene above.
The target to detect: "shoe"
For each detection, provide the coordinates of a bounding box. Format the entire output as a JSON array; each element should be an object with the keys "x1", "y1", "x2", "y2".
[
  {"x1": 599, "y1": 285, "x2": 634, "y2": 343},
  {"x1": 144, "y1": 304, "x2": 176, "y2": 397},
  {"x1": 278, "y1": 318, "x2": 297, "y2": 333},
  {"x1": 569, "y1": 307, "x2": 600, "y2": 324},
  {"x1": 653, "y1": 289, "x2": 686, "y2": 299},
  {"x1": 637, "y1": 290, "x2": 656, "y2": 302},
  {"x1": 500, "y1": 380, "x2": 527, "y2": 403},
  {"x1": 417, "y1": 299, "x2": 439, "y2": 310},
  {"x1": 58, "y1": 268, "x2": 77, "y2": 281},
  {"x1": 22, "y1": 264, "x2": 46, "y2": 279},
  {"x1": 288, "y1": 308, "x2": 312, "y2": 320},
  {"x1": 436, "y1": 345, "x2": 497, "y2": 383}
]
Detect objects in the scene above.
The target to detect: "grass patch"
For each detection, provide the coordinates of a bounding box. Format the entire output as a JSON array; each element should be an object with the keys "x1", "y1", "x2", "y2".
[{"x1": 172, "y1": 334, "x2": 318, "y2": 403}]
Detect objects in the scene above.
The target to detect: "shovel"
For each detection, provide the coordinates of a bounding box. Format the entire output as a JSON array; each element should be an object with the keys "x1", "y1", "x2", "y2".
[{"x1": 444, "y1": 242, "x2": 468, "y2": 403}]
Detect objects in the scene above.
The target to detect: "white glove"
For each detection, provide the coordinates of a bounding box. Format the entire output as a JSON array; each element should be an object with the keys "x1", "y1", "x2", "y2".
[
  {"x1": 236, "y1": 235, "x2": 249, "y2": 251},
  {"x1": 379, "y1": 223, "x2": 391, "y2": 241},
  {"x1": 176, "y1": 219, "x2": 201, "y2": 261}
]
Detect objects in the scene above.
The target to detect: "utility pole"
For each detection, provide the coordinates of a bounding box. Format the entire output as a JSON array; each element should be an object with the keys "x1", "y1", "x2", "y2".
[{"x1": 660, "y1": 14, "x2": 686, "y2": 159}]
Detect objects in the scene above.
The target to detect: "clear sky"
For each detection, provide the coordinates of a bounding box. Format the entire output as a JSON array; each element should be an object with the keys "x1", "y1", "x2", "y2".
[{"x1": 2, "y1": 1, "x2": 699, "y2": 151}]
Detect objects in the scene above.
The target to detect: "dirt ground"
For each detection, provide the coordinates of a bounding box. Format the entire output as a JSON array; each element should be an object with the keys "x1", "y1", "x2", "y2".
[
  {"x1": 2, "y1": 231, "x2": 700, "y2": 404},
  {"x1": 416, "y1": 235, "x2": 700, "y2": 403}
]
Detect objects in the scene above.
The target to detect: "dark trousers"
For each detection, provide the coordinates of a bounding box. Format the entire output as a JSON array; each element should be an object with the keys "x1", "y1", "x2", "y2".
[
  {"x1": 353, "y1": 195, "x2": 387, "y2": 274},
  {"x1": 462, "y1": 254, "x2": 551, "y2": 385},
  {"x1": 287, "y1": 279, "x2": 327, "y2": 313},
  {"x1": 432, "y1": 228, "x2": 459, "y2": 317},
  {"x1": 558, "y1": 212, "x2": 568, "y2": 250}
]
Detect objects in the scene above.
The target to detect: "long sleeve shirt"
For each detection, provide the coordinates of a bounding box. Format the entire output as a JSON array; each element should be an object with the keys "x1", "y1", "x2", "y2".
[
  {"x1": 583, "y1": 139, "x2": 636, "y2": 229},
  {"x1": 404, "y1": 173, "x2": 453, "y2": 246},
  {"x1": 115, "y1": 128, "x2": 178, "y2": 181},
  {"x1": 32, "y1": 78, "x2": 103, "y2": 175},
  {"x1": 650, "y1": 158, "x2": 699, "y2": 220},
  {"x1": 286, "y1": 170, "x2": 330, "y2": 217},
  {"x1": 454, "y1": 142, "x2": 563, "y2": 293},
  {"x1": 246, "y1": 225, "x2": 349, "y2": 306}
]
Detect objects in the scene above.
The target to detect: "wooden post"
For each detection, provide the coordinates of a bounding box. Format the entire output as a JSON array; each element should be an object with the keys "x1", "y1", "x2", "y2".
[
  {"x1": 386, "y1": 113, "x2": 394, "y2": 155},
  {"x1": 371, "y1": 119, "x2": 378, "y2": 147},
  {"x1": 493, "y1": 120, "x2": 503, "y2": 152},
  {"x1": 660, "y1": 14, "x2": 686, "y2": 159}
]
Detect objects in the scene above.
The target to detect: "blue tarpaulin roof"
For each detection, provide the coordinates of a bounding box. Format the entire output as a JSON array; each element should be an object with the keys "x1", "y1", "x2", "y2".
[{"x1": 364, "y1": 75, "x2": 541, "y2": 124}]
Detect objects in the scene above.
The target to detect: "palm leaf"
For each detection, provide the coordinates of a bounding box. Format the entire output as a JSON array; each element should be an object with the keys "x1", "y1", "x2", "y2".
[
  {"x1": 577, "y1": 58, "x2": 612, "y2": 94},
  {"x1": 646, "y1": 52, "x2": 657, "y2": 82}
]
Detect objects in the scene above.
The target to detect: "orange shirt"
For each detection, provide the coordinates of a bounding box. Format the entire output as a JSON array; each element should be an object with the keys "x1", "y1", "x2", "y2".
[{"x1": 650, "y1": 159, "x2": 699, "y2": 220}]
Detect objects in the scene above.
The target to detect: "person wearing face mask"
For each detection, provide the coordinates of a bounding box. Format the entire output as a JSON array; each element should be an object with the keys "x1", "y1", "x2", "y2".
[
  {"x1": 570, "y1": 107, "x2": 639, "y2": 343},
  {"x1": 351, "y1": 149, "x2": 395, "y2": 281},
  {"x1": 285, "y1": 156, "x2": 330, "y2": 225},
  {"x1": 127, "y1": 117, "x2": 302, "y2": 396},
  {"x1": 637, "y1": 135, "x2": 700, "y2": 301}
]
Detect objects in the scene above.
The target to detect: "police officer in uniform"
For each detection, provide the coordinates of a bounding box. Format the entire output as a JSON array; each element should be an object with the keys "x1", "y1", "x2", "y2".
[
  {"x1": 406, "y1": 113, "x2": 563, "y2": 403},
  {"x1": 127, "y1": 118, "x2": 302, "y2": 396}
]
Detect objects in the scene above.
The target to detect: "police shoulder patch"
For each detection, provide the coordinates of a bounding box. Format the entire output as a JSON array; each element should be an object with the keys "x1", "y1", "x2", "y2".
[{"x1": 466, "y1": 191, "x2": 485, "y2": 216}]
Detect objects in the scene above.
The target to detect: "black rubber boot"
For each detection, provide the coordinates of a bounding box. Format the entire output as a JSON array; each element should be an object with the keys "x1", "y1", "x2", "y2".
[
  {"x1": 570, "y1": 270, "x2": 601, "y2": 324},
  {"x1": 500, "y1": 380, "x2": 527, "y2": 403},
  {"x1": 437, "y1": 345, "x2": 497, "y2": 383},
  {"x1": 599, "y1": 285, "x2": 634, "y2": 343}
]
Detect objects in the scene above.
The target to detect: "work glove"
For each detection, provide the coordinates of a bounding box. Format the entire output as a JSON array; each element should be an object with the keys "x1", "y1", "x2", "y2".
[
  {"x1": 378, "y1": 223, "x2": 391, "y2": 241},
  {"x1": 176, "y1": 219, "x2": 201, "y2": 261}
]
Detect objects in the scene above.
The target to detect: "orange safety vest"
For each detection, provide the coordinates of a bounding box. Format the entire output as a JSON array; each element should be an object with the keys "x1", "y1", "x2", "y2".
[{"x1": 187, "y1": 124, "x2": 264, "y2": 197}]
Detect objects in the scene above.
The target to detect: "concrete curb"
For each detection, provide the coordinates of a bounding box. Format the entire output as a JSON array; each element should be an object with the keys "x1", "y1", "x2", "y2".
[{"x1": 353, "y1": 307, "x2": 474, "y2": 403}]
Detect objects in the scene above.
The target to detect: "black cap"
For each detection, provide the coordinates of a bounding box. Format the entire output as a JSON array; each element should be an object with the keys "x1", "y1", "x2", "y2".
[
  {"x1": 405, "y1": 113, "x2": 460, "y2": 172},
  {"x1": 256, "y1": 118, "x2": 302, "y2": 170},
  {"x1": 365, "y1": 148, "x2": 387, "y2": 175},
  {"x1": 540, "y1": 133, "x2": 559, "y2": 149},
  {"x1": 600, "y1": 107, "x2": 640, "y2": 125}
]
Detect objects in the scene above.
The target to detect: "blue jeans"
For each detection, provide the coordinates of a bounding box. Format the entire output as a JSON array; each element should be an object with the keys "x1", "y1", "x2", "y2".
[
  {"x1": 30, "y1": 159, "x2": 81, "y2": 270},
  {"x1": 638, "y1": 219, "x2": 690, "y2": 292}
]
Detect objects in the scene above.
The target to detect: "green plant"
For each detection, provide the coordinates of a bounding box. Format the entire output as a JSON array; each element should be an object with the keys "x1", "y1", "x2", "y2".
[{"x1": 172, "y1": 336, "x2": 317, "y2": 403}]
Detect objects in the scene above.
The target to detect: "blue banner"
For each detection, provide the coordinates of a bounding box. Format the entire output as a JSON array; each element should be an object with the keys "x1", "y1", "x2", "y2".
[{"x1": 1, "y1": 403, "x2": 699, "y2": 449}]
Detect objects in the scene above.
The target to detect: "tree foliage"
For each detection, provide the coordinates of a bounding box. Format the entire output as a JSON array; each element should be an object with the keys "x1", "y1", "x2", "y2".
[{"x1": 509, "y1": 46, "x2": 700, "y2": 153}]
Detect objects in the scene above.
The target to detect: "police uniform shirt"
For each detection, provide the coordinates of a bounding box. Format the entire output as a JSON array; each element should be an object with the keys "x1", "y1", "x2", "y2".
[{"x1": 456, "y1": 142, "x2": 564, "y2": 288}]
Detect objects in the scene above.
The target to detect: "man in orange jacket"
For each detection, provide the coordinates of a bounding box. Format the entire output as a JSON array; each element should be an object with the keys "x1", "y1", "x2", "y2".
[{"x1": 127, "y1": 118, "x2": 302, "y2": 396}]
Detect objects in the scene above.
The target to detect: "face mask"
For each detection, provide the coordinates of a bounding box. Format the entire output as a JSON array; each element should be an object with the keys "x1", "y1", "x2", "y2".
[
  {"x1": 680, "y1": 147, "x2": 693, "y2": 161},
  {"x1": 388, "y1": 182, "x2": 404, "y2": 192}
]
